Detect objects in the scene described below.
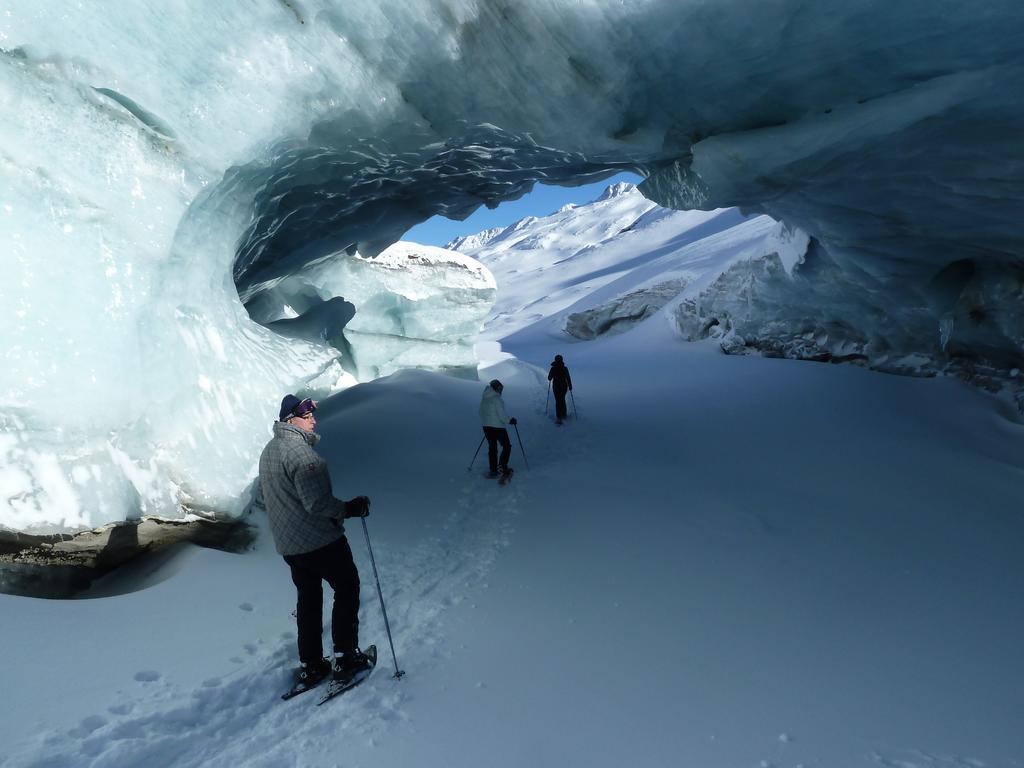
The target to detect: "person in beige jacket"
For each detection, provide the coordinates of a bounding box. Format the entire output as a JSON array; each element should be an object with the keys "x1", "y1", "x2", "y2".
[{"x1": 479, "y1": 379, "x2": 517, "y2": 478}]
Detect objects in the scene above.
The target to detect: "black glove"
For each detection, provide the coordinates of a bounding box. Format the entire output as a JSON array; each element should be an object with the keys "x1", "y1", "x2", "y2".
[
  {"x1": 509, "y1": 417, "x2": 517, "y2": 426},
  {"x1": 344, "y1": 496, "x2": 370, "y2": 518}
]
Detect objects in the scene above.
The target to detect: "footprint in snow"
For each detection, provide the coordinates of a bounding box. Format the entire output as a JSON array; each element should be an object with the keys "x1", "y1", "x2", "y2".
[{"x1": 69, "y1": 714, "x2": 107, "y2": 738}]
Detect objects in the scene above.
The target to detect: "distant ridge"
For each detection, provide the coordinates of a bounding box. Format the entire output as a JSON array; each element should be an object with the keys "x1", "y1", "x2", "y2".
[
  {"x1": 446, "y1": 182, "x2": 644, "y2": 253},
  {"x1": 446, "y1": 226, "x2": 505, "y2": 252}
]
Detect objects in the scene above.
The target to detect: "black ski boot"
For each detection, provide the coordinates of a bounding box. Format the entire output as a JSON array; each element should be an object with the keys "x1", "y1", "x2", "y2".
[
  {"x1": 296, "y1": 657, "x2": 331, "y2": 687},
  {"x1": 282, "y1": 656, "x2": 332, "y2": 699},
  {"x1": 333, "y1": 648, "x2": 374, "y2": 685}
]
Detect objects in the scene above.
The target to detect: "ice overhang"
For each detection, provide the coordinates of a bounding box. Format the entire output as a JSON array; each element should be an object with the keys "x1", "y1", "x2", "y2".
[{"x1": 3, "y1": 0, "x2": 1024, "y2": 531}]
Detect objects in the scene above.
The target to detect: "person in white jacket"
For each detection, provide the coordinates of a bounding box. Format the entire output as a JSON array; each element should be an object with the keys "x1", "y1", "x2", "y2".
[{"x1": 479, "y1": 379, "x2": 517, "y2": 478}]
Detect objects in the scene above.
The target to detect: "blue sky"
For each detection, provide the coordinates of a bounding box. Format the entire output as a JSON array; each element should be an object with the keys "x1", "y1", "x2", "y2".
[{"x1": 405, "y1": 171, "x2": 641, "y2": 247}]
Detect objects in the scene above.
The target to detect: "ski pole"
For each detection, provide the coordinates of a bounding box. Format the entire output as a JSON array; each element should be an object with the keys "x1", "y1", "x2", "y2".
[
  {"x1": 570, "y1": 390, "x2": 579, "y2": 420},
  {"x1": 513, "y1": 423, "x2": 530, "y2": 470},
  {"x1": 545, "y1": 381, "x2": 550, "y2": 415},
  {"x1": 361, "y1": 516, "x2": 405, "y2": 679},
  {"x1": 467, "y1": 436, "x2": 485, "y2": 472}
]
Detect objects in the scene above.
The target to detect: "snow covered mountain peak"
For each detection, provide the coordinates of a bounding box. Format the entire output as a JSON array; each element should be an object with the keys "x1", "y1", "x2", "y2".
[
  {"x1": 450, "y1": 185, "x2": 658, "y2": 257},
  {"x1": 596, "y1": 181, "x2": 636, "y2": 200},
  {"x1": 446, "y1": 227, "x2": 506, "y2": 253}
]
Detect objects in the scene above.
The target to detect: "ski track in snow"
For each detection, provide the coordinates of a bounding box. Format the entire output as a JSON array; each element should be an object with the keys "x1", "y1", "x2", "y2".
[
  {"x1": 5, "y1": 378, "x2": 601, "y2": 768},
  {"x1": 0, "y1": 363, "x2": 582, "y2": 768},
  {"x1": 4, "y1": 451, "x2": 544, "y2": 767},
  {"x1": 871, "y1": 751, "x2": 997, "y2": 768}
]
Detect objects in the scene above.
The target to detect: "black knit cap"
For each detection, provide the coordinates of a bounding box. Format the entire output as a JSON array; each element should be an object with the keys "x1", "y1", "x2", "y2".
[{"x1": 278, "y1": 394, "x2": 302, "y2": 421}]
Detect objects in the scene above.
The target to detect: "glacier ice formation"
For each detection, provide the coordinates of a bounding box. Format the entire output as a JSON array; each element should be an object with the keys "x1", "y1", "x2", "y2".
[
  {"x1": 2, "y1": 0, "x2": 1023, "y2": 531},
  {"x1": 250, "y1": 242, "x2": 496, "y2": 382}
]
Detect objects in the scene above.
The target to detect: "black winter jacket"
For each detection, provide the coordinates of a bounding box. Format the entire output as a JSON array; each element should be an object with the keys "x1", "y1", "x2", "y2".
[{"x1": 547, "y1": 361, "x2": 572, "y2": 392}]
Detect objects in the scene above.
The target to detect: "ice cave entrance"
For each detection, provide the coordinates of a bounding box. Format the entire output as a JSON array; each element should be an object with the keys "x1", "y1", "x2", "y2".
[{"x1": 226, "y1": 144, "x2": 642, "y2": 384}]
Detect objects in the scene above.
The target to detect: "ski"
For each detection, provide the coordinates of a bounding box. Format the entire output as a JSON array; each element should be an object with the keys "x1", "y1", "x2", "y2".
[
  {"x1": 317, "y1": 645, "x2": 377, "y2": 706},
  {"x1": 498, "y1": 468, "x2": 514, "y2": 486}
]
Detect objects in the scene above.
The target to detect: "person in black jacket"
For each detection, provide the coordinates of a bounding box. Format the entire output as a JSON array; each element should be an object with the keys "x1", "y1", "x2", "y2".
[{"x1": 547, "y1": 354, "x2": 573, "y2": 424}]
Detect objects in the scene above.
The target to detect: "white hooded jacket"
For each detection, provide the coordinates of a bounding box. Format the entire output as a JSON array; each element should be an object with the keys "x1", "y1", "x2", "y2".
[{"x1": 479, "y1": 384, "x2": 511, "y2": 428}]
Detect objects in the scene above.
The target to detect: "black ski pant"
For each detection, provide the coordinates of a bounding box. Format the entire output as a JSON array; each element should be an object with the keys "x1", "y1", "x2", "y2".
[
  {"x1": 283, "y1": 535, "x2": 360, "y2": 665},
  {"x1": 482, "y1": 426, "x2": 511, "y2": 473},
  {"x1": 553, "y1": 385, "x2": 569, "y2": 420}
]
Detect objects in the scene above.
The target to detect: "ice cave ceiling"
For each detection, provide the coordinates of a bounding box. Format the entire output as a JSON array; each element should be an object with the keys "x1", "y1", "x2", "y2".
[
  {"x1": 208, "y1": 0, "x2": 1024, "y2": 356},
  {"x1": 2, "y1": 0, "x2": 1023, "y2": 530}
]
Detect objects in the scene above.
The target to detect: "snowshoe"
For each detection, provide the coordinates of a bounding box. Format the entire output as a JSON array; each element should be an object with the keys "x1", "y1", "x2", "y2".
[
  {"x1": 319, "y1": 645, "x2": 377, "y2": 705},
  {"x1": 333, "y1": 647, "x2": 375, "y2": 683},
  {"x1": 281, "y1": 657, "x2": 331, "y2": 700}
]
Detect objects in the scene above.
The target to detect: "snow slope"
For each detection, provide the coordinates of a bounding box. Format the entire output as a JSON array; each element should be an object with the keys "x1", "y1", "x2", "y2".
[
  {"x1": 3, "y1": 300, "x2": 1024, "y2": 767},
  {"x1": 449, "y1": 182, "x2": 771, "y2": 344},
  {"x1": 457, "y1": 185, "x2": 1024, "y2": 409}
]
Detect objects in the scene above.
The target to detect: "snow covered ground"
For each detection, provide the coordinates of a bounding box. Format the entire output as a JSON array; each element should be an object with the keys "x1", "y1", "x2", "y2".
[
  {"x1": 3, "y1": 197, "x2": 1024, "y2": 767},
  {"x1": 4, "y1": 333, "x2": 1023, "y2": 767}
]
